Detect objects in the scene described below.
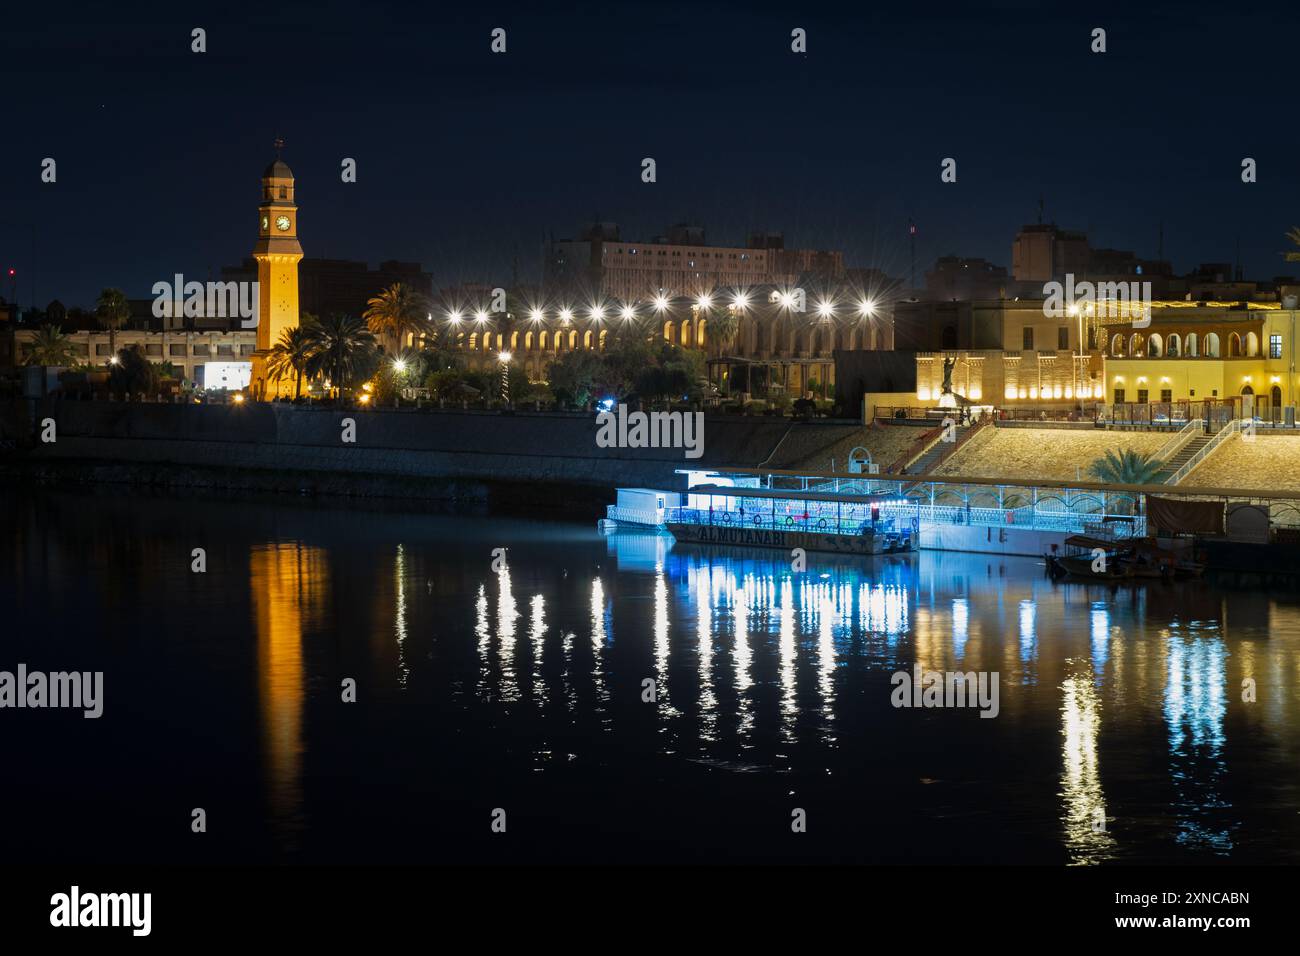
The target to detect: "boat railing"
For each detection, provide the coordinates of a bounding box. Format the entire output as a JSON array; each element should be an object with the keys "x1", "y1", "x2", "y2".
[
  {"x1": 605, "y1": 505, "x2": 665, "y2": 526},
  {"x1": 666, "y1": 507, "x2": 900, "y2": 537},
  {"x1": 667, "y1": 501, "x2": 1147, "y2": 537}
]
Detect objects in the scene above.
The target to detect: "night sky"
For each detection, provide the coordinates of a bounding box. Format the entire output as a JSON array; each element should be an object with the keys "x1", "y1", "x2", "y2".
[{"x1": 3, "y1": 0, "x2": 1298, "y2": 310}]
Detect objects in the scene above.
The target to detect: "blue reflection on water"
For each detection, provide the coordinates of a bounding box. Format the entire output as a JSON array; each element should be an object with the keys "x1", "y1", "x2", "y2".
[{"x1": 1163, "y1": 623, "x2": 1233, "y2": 854}]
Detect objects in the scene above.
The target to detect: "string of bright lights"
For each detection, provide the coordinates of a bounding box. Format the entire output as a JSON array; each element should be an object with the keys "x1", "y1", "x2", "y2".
[{"x1": 438, "y1": 289, "x2": 882, "y2": 327}]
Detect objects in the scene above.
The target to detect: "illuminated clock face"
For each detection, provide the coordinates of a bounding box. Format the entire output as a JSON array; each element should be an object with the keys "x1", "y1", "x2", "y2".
[
  {"x1": 275, "y1": 215, "x2": 291, "y2": 232},
  {"x1": 261, "y1": 216, "x2": 269, "y2": 230}
]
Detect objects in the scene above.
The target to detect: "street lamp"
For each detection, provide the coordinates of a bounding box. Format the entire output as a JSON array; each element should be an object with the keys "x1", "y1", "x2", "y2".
[{"x1": 498, "y1": 350, "x2": 512, "y2": 405}]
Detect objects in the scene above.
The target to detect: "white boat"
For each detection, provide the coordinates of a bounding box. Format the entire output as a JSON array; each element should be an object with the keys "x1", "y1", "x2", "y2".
[
  {"x1": 664, "y1": 484, "x2": 919, "y2": 557},
  {"x1": 597, "y1": 488, "x2": 681, "y2": 533}
]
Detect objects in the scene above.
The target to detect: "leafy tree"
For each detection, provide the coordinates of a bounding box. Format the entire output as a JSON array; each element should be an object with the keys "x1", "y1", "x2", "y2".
[
  {"x1": 25, "y1": 324, "x2": 77, "y2": 366},
  {"x1": 364, "y1": 283, "x2": 431, "y2": 356},
  {"x1": 94, "y1": 287, "x2": 131, "y2": 360},
  {"x1": 109, "y1": 345, "x2": 160, "y2": 397},
  {"x1": 303, "y1": 313, "x2": 378, "y2": 398},
  {"x1": 596, "y1": 337, "x2": 655, "y2": 397},
  {"x1": 547, "y1": 349, "x2": 606, "y2": 406}
]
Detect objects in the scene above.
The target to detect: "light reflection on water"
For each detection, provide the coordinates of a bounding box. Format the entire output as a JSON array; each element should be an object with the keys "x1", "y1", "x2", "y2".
[
  {"x1": 406, "y1": 531, "x2": 1298, "y2": 863},
  {"x1": 8, "y1": 491, "x2": 1300, "y2": 863}
]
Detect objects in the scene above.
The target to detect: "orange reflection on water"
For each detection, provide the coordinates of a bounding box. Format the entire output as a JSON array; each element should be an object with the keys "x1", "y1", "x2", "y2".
[{"x1": 250, "y1": 542, "x2": 329, "y2": 844}]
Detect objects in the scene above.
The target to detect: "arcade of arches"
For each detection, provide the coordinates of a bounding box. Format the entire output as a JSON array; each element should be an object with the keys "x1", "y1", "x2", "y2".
[{"x1": 442, "y1": 309, "x2": 890, "y2": 397}]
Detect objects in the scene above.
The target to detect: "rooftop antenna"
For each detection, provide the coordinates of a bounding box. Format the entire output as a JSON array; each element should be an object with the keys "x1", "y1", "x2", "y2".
[
  {"x1": 1037, "y1": 195, "x2": 1044, "y2": 225},
  {"x1": 908, "y1": 219, "x2": 917, "y2": 293}
]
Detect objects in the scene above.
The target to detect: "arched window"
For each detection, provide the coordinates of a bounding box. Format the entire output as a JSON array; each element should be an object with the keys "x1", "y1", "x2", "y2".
[
  {"x1": 1229, "y1": 333, "x2": 1242, "y2": 357},
  {"x1": 524, "y1": 331, "x2": 533, "y2": 351},
  {"x1": 664, "y1": 321, "x2": 675, "y2": 343},
  {"x1": 583, "y1": 329, "x2": 593, "y2": 349},
  {"x1": 568, "y1": 330, "x2": 578, "y2": 349},
  {"x1": 1147, "y1": 333, "x2": 1163, "y2": 357},
  {"x1": 1246, "y1": 331, "x2": 1259, "y2": 356},
  {"x1": 1111, "y1": 333, "x2": 1125, "y2": 357},
  {"x1": 1205, "y1": 333, "x2": 1220, "y2": 357},
  {"x1": 696, "y1": 318, "x2": 707, "y2": 347},
  {"x1": 599, "y1": 329, "x2": 607, "y2": 350},
  {"x1": 1186, "y1": 332, "x2": 1198, "y2": 357},
  {"x1": 1129, "y1": 333, "x2": 1143, "y2": 356},
  {"x1": 1166, "y1": 333, "x2": 1180, "y2": 357},
  {"x1": 680, "y1": 320, "x2": 691, "y2": 346},
  {"x1": 538, "y1": 330, "x2": 548, "y2": 350},
  {"x1": 468, "y1": 332, "x2": 478, "y2": 350}
]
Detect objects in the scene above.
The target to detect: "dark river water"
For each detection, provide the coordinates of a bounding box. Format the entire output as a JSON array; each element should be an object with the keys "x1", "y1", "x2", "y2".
[{"x1": 4, "y1": 486, "x2": 1299, "y2": 865}]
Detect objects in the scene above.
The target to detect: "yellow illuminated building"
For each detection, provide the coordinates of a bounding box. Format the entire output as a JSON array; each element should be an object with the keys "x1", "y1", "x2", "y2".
[
  {"x1": 1099, "y1": 303, "x2": 1300, "y2": 419},
  {"x1": 249, "y1": 149, "x2": 304, "y2": 400},
  {"x1": 912, "y1": 299, "x2": 1300, "y2": 418}
]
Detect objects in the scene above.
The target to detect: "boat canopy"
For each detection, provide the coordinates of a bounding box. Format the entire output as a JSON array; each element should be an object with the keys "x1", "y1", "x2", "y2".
[{"x1": 687, "y1": 483, "x2": 895, "y2": 505}]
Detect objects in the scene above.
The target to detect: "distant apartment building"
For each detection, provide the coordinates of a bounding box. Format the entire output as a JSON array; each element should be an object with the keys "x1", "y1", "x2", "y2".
[
  {"x1": 4, "y1": 326, "x2": 257, "y2": 388},
  {"x1": 543, "y1": 222, "x2": 844, "y2": 303},
  {"x1": 219, "y1": 258, "x2": 433, "y2": 320},
  {"x1": 1011, "y1": 222, "x2": 1172, "y2": 290}
]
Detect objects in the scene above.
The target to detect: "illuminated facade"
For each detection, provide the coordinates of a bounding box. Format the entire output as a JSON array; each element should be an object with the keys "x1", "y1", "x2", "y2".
[
  {"x1": 1099, "y1": 303, "x2": 1300, "y2": 418},
  {"x1": 250, "y1": 154, "x2": 303, "y2": 400},
  {"x1": 444, "y1": 286, "x2": 892, "y2": 397},
  {"x1": 912, "y1": 300, "x2": 1101, "y2": 404},
  {"x1": 912, "y1": 299, "x2": 1300, "y2": 417}
]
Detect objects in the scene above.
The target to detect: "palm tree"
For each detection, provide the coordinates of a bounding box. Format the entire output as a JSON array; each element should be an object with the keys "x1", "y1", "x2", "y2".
[
  {"x1": 25, "y1": 324, "x2": 77, "y2": 366},
  {"x1": 266, "y1": 324, "x2": 317, "y2": 400},
  {"x1": 1087, "y1": 447, "x2": 1164, "y2": 494},
  {"x1": 363, "y1": 283, "x2": 430, "y2": 356},
  {"x1": 303, "y1": 313, "x2": 378, "y2": 398},
  {"x1": 94, "y1": 287, "x2": 131, "y2": 361},
  {"x1": 707, "y1": 302, "x2": 740, "y2": 358},
  {"x1": 1286, "y1": 227, "x2": 1300, "y2": 262}
]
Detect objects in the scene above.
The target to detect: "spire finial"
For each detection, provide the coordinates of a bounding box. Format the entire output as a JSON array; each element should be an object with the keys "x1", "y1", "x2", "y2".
[{"x1": 273, "y1": 136, "x2": 285, "y2": 157}]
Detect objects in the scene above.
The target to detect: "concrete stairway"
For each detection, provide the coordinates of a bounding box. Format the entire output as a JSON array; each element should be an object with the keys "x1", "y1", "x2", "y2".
[
  {"x1": 1154, "y1": 435, "x2": 1211, "y2": 483},
  {"x1": 906, "y1": 423, "x2": 972, "y2": 474}
]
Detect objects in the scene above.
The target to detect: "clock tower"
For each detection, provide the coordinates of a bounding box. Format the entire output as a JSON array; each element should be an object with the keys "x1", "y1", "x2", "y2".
[{"x1": 250, "y1": 143, "x2": 303, "y2": 400}]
